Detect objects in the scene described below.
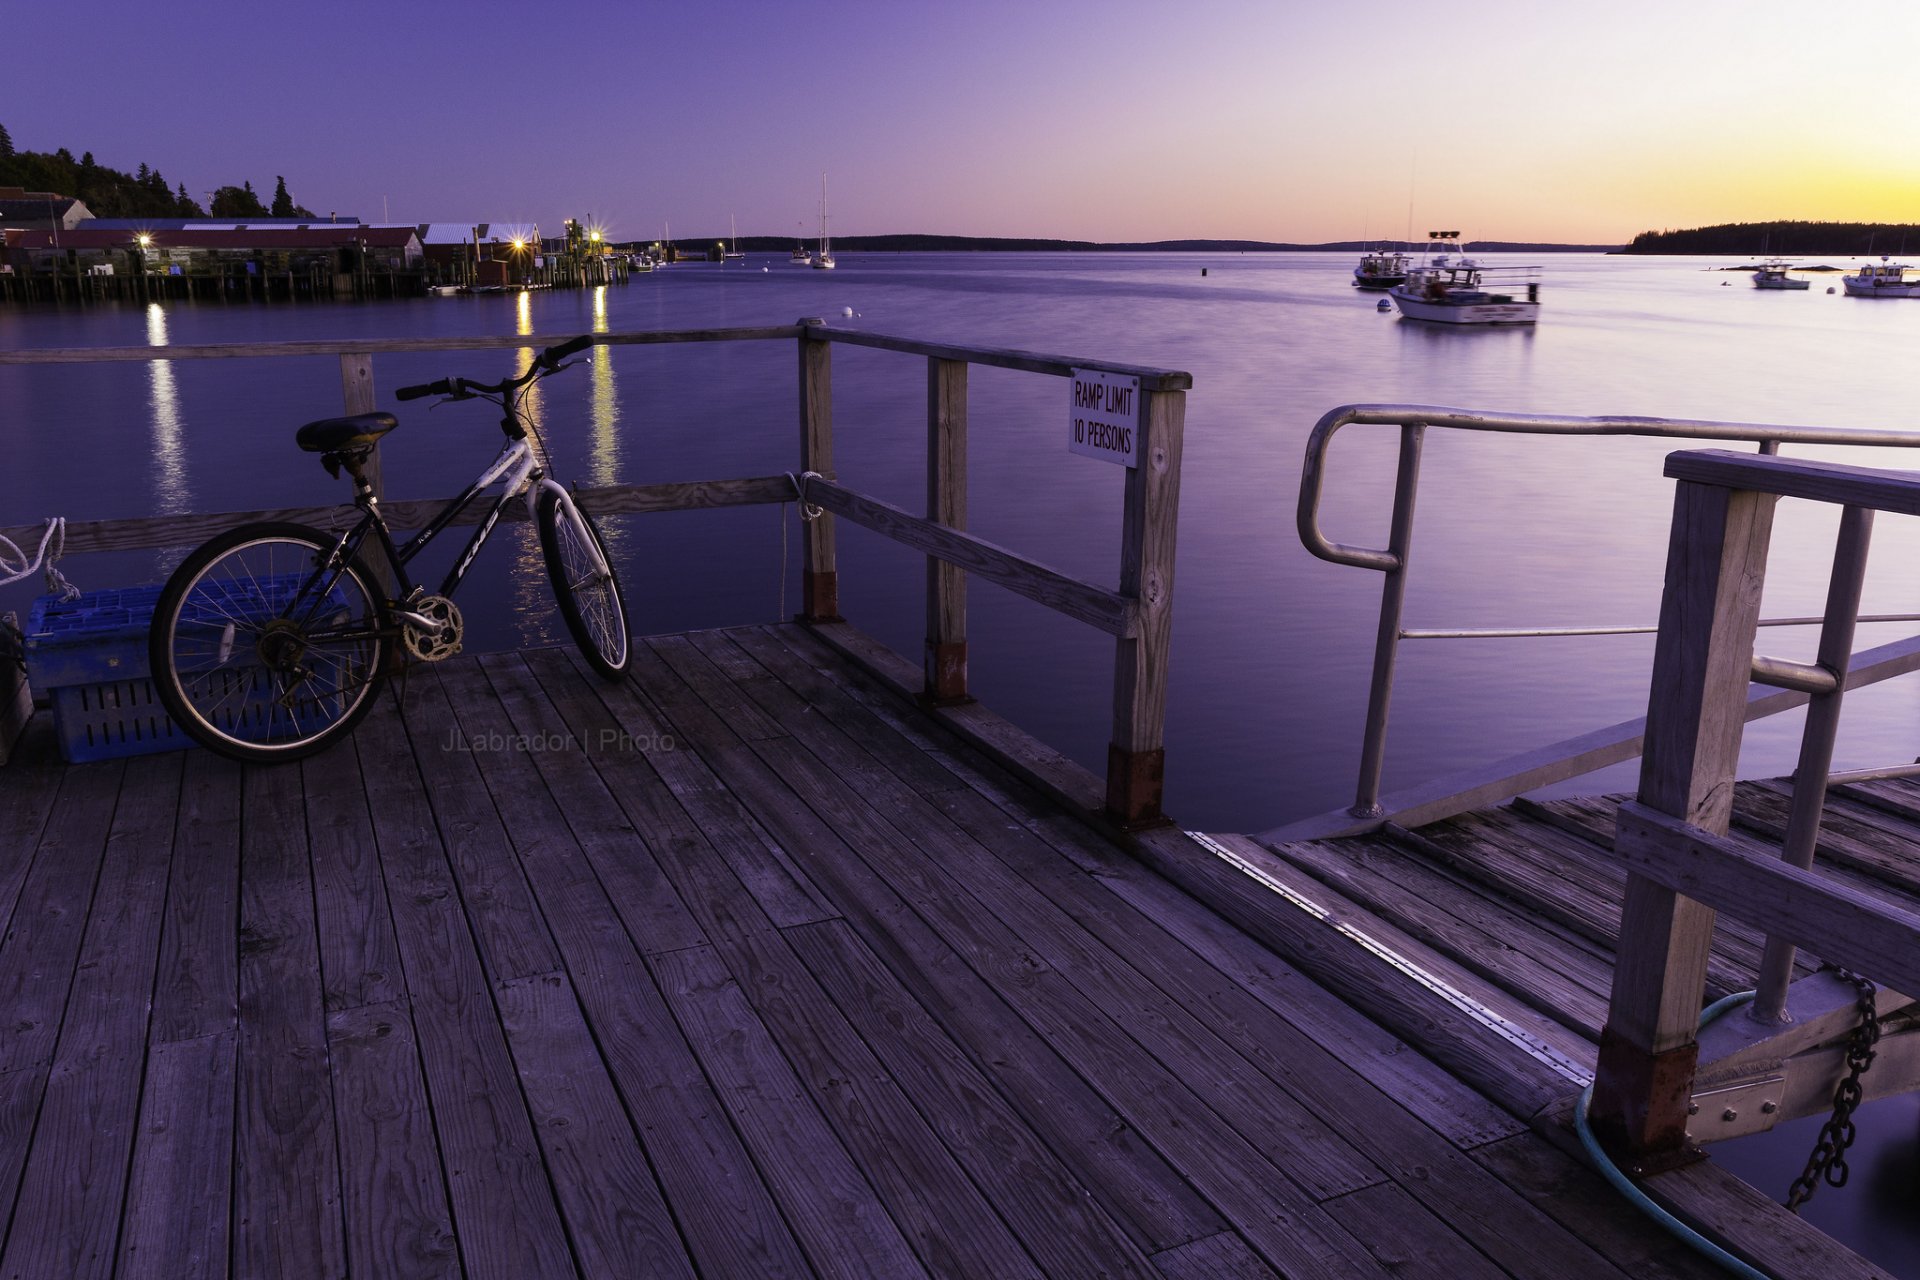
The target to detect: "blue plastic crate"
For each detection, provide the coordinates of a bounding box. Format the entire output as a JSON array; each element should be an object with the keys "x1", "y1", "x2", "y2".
[{"x1": 24, "y1": 576, "x2": 347, "y2": 763}]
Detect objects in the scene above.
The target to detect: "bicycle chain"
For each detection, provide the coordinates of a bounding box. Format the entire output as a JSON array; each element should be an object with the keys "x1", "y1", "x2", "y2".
[{"x1": 1785, "y1": 967, "x2": 1881, "y2": 1211}]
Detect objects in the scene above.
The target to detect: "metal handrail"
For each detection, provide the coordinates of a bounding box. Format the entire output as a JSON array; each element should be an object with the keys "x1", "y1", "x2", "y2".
[{"x1": 1297, "y1": 404, "x2": 1920, "y2": 822}]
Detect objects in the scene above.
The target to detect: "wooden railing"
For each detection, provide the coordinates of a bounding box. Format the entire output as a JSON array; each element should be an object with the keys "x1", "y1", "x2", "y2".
[
  {"x1": 1590, "y1": 449, "x2": 1920, "y2": 1162},
  {"x1": 0, "y1": 321, "x2": 1191, "y2": 823}
]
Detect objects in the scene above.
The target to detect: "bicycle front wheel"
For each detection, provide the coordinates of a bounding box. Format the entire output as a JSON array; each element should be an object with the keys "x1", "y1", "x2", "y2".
[
  {"x1": 536, "y1": 488, "x2": 630, "y2": 679},
  {"x1": 149, "y1": 521, "x2": 392, "y2": 762}
]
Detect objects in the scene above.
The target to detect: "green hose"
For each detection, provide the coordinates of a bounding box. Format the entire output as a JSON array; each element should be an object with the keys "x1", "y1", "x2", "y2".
[{"x1": 1575, "y1": 990, "x2": 1774, "y2": 1280}]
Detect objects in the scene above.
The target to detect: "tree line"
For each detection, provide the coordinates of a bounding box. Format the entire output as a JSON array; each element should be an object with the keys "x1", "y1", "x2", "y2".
[
  {"x1": 0, "y1": 123, "x2": 314, "y2": 221},
  {"x1": 1623, "y1": 221, "x2": 1920, "y2": 255}
]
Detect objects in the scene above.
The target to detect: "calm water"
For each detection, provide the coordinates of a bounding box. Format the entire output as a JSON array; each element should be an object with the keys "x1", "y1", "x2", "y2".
[{"x1": 3, "y1": 252, "x2": 1918, "y2": 1265}]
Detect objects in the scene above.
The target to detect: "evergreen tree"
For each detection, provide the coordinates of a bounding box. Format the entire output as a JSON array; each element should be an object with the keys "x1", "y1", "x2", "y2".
[
  {"x1": 209, "y1": 183, "x2": 269, "y2": 218},
  {"x1": 271, "y1": 175, "x2": 294, "y2": 218},
  {"x1": 176, "y1": 183, "x2": 204, "y2": 218},
  {"x1": 0, "y1": 123, "x2": 13, "y2": 158}
]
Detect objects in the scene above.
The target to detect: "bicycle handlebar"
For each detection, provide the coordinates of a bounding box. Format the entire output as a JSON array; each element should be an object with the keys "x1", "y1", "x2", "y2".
[{"x1": 393, "y1": 335, "x2": 595, "y2": 402}]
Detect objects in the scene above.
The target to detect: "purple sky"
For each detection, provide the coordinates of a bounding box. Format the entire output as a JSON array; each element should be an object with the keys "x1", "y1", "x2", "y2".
[{"x1": 10, "y1": 0, "x2": 1918, "y2": 244}]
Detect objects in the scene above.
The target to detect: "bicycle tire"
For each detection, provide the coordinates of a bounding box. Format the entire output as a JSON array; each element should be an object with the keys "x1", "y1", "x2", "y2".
[
  {"x1": 149, "y1": 521, "x2": 392, "y2": 762},
  {"x1": 535, "y1": 488, "x2": 630, "y2": 679}
]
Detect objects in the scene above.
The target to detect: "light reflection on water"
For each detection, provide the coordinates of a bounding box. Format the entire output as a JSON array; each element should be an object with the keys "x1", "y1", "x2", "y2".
[{"x1": 4, "y1": 252, "x2": 1920, "y2": 1275}]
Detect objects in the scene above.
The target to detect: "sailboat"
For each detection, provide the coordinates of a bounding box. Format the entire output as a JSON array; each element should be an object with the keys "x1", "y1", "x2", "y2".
[
  {"x1": 725, "y1": 213, "x2": 744, "y2": 262},
  {"x1": 812, "y1": 174, "x2": 835, "y2": 270}
]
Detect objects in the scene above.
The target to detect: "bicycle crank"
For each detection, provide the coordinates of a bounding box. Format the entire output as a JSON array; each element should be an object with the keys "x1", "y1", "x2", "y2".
[{"x1": 400, "y1": 595, "x2": 465, "y2": 662}]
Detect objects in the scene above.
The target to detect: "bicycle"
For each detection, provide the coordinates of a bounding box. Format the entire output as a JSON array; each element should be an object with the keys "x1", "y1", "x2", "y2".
[{"x1": 148, "y1": 333, "x2": 630, "y2": 763}]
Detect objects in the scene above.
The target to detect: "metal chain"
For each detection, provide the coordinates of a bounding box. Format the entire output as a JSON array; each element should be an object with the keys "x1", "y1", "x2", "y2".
[{"x1": 1785, "y1": 967, "x2": 1881, "y2": 1211}]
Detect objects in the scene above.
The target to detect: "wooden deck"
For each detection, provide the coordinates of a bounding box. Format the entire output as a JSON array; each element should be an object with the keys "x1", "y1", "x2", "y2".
[{"x1": 0, "y1": 621, "x2": 1771, "y2": 1280}]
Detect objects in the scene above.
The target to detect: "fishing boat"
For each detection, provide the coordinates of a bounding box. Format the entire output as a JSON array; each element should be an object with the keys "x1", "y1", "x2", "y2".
[
  {"x1": 812, "y1": 173, "x2": 836, "y2": 270},
  {"x1": 1751, "y1": 258, "x2": 1809, "y2": 290},
  {"x1": 1352, "y1": 245, "x2": 1410, "y2": 290},
  {"x1": 1388, "y1": 232, "x2": 1540, "y2": 325},
  {"x1": 1842, "y1": 255, "x2": 1920, "y2": 298}
]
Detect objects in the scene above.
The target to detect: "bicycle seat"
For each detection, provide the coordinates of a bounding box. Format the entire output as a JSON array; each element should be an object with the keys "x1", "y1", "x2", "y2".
[{"x1": 296, "y1": 413, "x2": 398, "y2": 453}]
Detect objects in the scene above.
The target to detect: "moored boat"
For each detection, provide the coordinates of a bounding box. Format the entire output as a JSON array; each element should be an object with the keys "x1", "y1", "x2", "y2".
[
  {"x1": 1842, "y1": 255, "x2": 1920, "y2": 298},
  {"x1": 790, "y1": 243, "x2": 811, "y2": 265},
  {"x1": 1352, "y1": 246, "x2": 1410, "y2": 289},
  {"x1": 1388, "y1": 232, "x2": 1540, "y2": 325},
  {"x1": 1751, "y1": 258, "x2": 1809, "y2": 290},
  {"x1": 812, "y1": 173, "x2": 836, "y2": 270}
]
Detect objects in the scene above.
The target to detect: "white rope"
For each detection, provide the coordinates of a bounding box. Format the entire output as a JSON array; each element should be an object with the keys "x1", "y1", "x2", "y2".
[
  {"x1": 785, "y1": 470, "x2": 824, "y2": 520},
  {"x1": 0, "y1": 518, "x2": 80, "y2": 600}
]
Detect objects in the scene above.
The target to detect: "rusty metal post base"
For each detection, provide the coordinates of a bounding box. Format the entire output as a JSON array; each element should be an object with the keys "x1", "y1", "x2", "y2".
[
  {"x1": 922, "y1": 640, "x2": 969, "y2": 706},
  {"x1": 800, "y1": 570, "x2": 841, "y2": 624},
  {"x1": 1105, "y1": 745, "x2": 1168, "y2": 830},
  {"x1": 1588, "y1": 1027, "x2": 1707, "y2": 1175}
]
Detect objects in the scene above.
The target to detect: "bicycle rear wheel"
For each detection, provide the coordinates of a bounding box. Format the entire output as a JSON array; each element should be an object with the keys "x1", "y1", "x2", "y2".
[
  {"x1": 149, "y1": 521, "x2": 392, "y2": 762},
  {"x1": 536, "y1": 488, "x2": 629, "y2": 679}
]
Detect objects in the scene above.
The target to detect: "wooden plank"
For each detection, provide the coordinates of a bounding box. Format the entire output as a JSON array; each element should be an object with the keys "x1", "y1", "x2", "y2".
[
  {"x1": 1469, "y1": 1133, "x2": 1726, "y2": 1280},
  {"x1": 925, "y1": 356, "x2": 968, "y2": 702},
  {"x1": 231, "y1": 763, "x2": 345, "y2": 1280},
  {"x1": 1264, "y1": 835, "x2": 1614, "y2": 1037},
  {"x1": 717, "y1": 927, "x2": 1050, "y2": 1279},
  {"x1": 325, "y1": 1000, "x2": 459, "y2": 1280},
  {"x1": 1320, "y1": 1183, "x2": 1517, "y2": 1280},
  {"x1": 1128, "y1": 828, "x2": 1588, "y2": 1117},
  {"x1": 150, "y1": 753, "x2": 241, "y2": 1043},
  {"x1": 752, "y1": 625, "x2": 1528, "y2": 1149},
  {"x1": 1641, "y1": 1153, "x2": 1898, "y2": 1280},
  {"x1": 302, "y1": 740, "x2": 404, "y2": 1012},
  {"x1": 447, "y1": 658, "x2": 816, "y2": 1278},
  {"x1": 1667, "y1": 446, "x2": 1920, "y2": 518},
  {"x1": 0, "y1": 475, "x2": 795, "y2": 557},
  {"x1": 352, "y1": 693, "x2": 577, "y2": 1280},
  {"x1": 398, "y1": 668, "x2": 560, "y2": 984},
  {"x1": 1613, "y1": 802, "x2": 1920, "y2": 999},
  {"x1": 1152, "y1": 1232, "x2": 1279, "y2": 1280},
  {"x1": 806, "y1": 323, "x2": 1194, "y2": 391},
  {"x1": 0, "y1": 761, "x2": 121, "y2": 1074},
  {"x1": 652, "y1": 944, "x2": 930, "y2": 1279},
  {"x1": 0, "y1": 1067, "x2": 45, "y2": 1267},
  {"x1": 117, "y1": 1032, "x2": 237, "y2": 1280},
  {"x1": 495, "y1": 974, "x2": 695, "y2": 1280},
  {"x1": 799, "y1": 323, "x2": 839, "y2": 621},
  {"x1": 0, "y1": 738, "x2": 64, "y2": 950},
  {"x1": 788, "y1": 919, "x2": 1161, "y2": 1277},
  {"x1": 1107, "y1": 385, "x2": 1185, "y2": 823},
  {"x1": 0, "y1": 754, "x2": 179, "y2": 1280},
  {"x1": 635, "y1": 648, "x2": 1389, "y2": 1278},
  {"x1": 809, "y1": 479, "x2": 1136, "y2": 637},
  {"x1": 1741, "y1": 779, "x2": 1920, "y2": 893}
]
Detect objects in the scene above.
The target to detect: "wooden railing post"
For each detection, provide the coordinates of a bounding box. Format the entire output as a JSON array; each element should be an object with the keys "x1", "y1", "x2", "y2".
[
  {"x1": 1590, "y1": 478, "x2": 1777, "y2": 1166},
  {"x1": 1106, "y1": 385, "x2": 1186, "y2": 826},
  {"x1": 797, "y1": 319, "x2": 840, "y2": 621},
  {"x1": 339, "y1": 352, "x2": 381, "y2": 501},
  {"x1": 925, "y1": 357, "x2": 968, "y2": 703}
]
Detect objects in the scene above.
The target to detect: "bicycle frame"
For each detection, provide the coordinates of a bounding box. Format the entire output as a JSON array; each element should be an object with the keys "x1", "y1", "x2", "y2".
[{"x1": 313, "y1": 436, "x2": 608, "y2": 614}]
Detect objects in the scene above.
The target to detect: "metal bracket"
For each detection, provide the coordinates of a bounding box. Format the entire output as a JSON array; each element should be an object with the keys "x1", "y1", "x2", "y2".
[{"x1": 1687, "y1": 1074, "x2": 1786, "y2": 1143}]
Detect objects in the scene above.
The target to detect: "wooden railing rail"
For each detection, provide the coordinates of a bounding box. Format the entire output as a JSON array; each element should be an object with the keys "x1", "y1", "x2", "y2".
[
  {"x1": 1, "y1": 321, "x2": 1190, "y2": 823},
  {"x1": 1591, "y1": 448, "x2": 1920, "y2": 1164}
]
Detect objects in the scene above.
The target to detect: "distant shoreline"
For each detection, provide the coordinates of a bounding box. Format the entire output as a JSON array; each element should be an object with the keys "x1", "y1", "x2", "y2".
[{"x1": 635, "y1": 234, "x2": 1622, "y2": 255}]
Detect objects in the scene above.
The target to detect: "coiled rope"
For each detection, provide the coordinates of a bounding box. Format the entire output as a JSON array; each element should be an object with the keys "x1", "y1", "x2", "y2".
[{"x1": 778, "y1": 472, "x2": 824, "y2": 620}]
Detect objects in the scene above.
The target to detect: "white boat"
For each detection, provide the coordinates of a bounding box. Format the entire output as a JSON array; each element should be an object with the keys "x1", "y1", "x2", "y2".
[
  {"x1": 725, "y1": 213, "x2": 744, "y2": 261},
  {"x1": 1842, "y1": 255, "x2": 1920, "y2": 298},
  {"x1": 1388, "y1": 232, "x2": 1540, "y2": 325},
  {"x1": 1751, "y1": 258, "x2": 1809, "y2": 290},
  {"x1": 1352, "y1": 246, "x2": 1410, "y2": 290},
  {"x1": 812, "y1": 173, "x2": 835, "y2": 270},
  {"x1": 789, "y1": 243, "x2": 812, "y2": 265}
]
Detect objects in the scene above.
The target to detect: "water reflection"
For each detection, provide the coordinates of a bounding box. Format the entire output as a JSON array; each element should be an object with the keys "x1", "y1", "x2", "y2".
[
  {"x1": 146, "y1": 304, "x2": 189, "y2": 515},
  {"x1": 516, "y1": 289, "x2": 533, "y2": 337},
  {"x1": 589, "y1": 287, "x2": 619, "y2": 487},
  {"x1": 509, "y1": 290, "x2": 552, "y2": 648}
]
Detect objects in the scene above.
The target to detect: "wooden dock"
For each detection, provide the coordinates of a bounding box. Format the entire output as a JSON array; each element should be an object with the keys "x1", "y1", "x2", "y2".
[{"x1": 0, "y1": 622, "x2": 1792, "y2": 1280}]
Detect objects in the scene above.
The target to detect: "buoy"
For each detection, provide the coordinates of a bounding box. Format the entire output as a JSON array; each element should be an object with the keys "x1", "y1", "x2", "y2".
[
  {"x1": 1376, "y1": 299, "x2": 1391, "y2": 312},
  {"x1": 842, "y1": 306, "x2": 855, "y2": 318},
  {"x1": 762, "y1": 267, "x2": 769, "y2": 273},
  {"x1": 1201, "y1": 268, "x2": 1208, "y2": 276},
  {"x1": 1827, "y1": 286, "x2": 1836, "y2": 294}
]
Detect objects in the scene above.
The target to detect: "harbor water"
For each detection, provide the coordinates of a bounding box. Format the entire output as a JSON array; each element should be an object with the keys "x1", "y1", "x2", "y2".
[{"x1": 3, "y1": 251, "x2": 1918, "y2": 1269}]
